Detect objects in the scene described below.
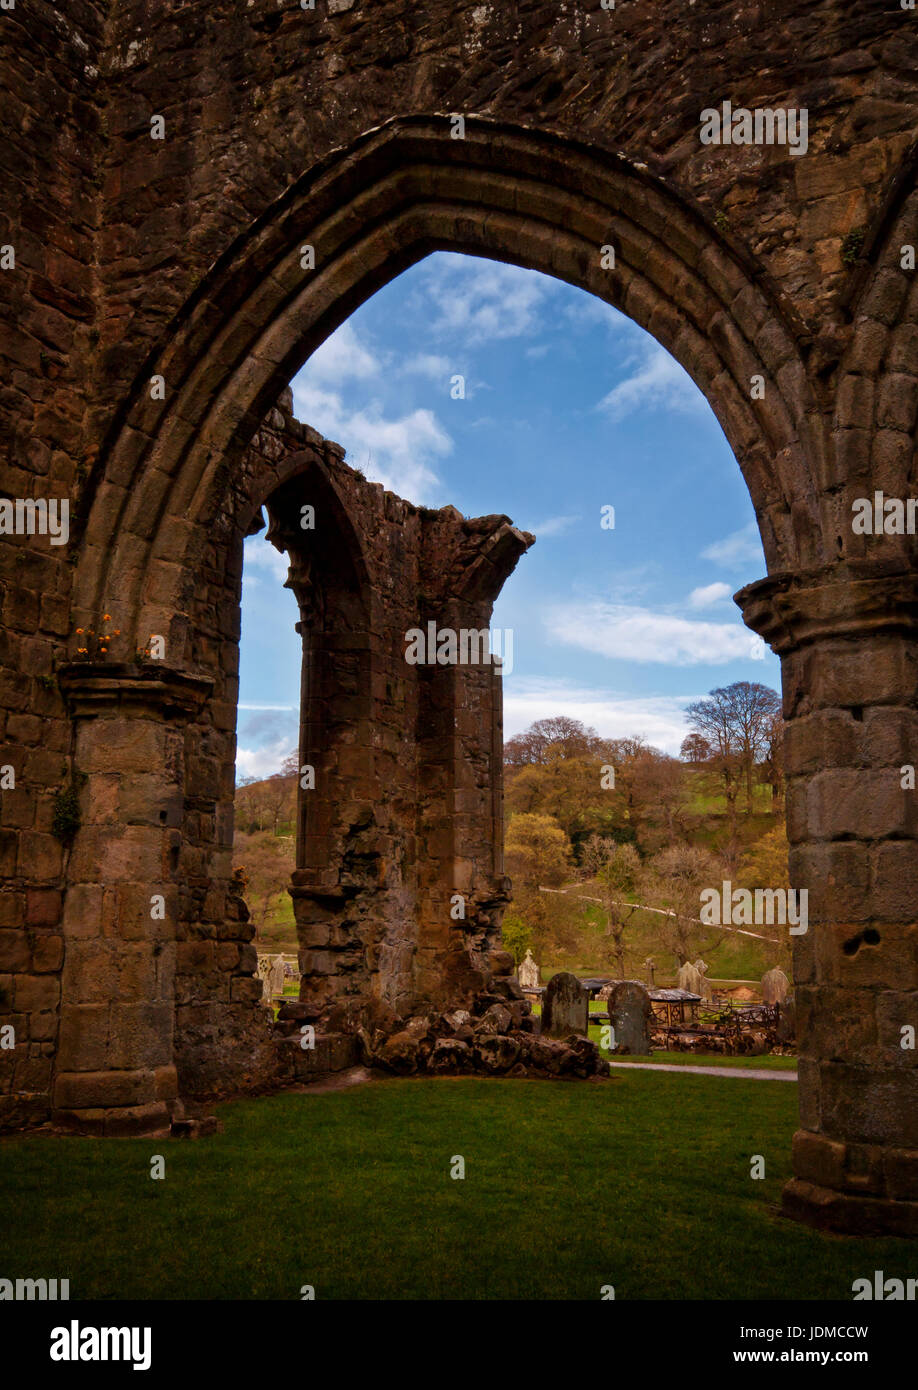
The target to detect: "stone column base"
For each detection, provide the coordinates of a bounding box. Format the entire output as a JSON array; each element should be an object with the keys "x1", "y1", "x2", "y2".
[
  {"x1": 782, "y1": 1179, "x2": 918, "y2": 1237},
  {"x1": 53, "y1": 1101, "x2": 173, "y2": 1137},
  {"x1": 52, "y1": 1065, "x2": 177, "y2": 1136}
]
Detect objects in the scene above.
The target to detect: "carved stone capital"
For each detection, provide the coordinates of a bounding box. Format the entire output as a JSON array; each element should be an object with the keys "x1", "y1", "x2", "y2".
[
  {"x1": 57, "y1": 662, "x2": 214, "y2": 721},
  {"x1": 736, "y1": 560, "x2": 918, "y2": 655}
]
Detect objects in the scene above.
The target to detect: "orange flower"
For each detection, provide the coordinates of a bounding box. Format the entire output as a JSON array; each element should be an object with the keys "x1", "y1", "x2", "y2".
[
  {"x1": 75, "y1": 627, "x2": 83, "y2": 634},
  {"x1": 102, "y1": 613, "x2": 111, "y2": 621},
  {"x1": 77, "y1": 647, "x2": 87, "y2": 654},
  {"x1": 100, "y1": 647, "x2": 108, "y2": 654}
]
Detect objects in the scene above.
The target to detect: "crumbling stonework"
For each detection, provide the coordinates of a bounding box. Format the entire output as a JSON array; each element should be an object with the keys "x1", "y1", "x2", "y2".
[{"x1": 1, "y1": 1, "x2": 917, "y2": 1233}]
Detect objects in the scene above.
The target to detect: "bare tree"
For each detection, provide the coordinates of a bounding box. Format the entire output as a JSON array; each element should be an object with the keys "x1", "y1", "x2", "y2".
[
  {"x1": 645, "y1": 843, "x2": 725, "y2": 969},
  {"x1": 759, "y1": 707, "x2": 785, "y2": 808},
  {"x1": 581, "y1": 835, "x2": 642, "y2": 979}
]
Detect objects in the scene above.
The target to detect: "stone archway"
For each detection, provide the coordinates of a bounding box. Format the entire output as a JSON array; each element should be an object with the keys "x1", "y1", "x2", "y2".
[
  {"x1": 63, "y1": 121, "x2": 915, "y2": 1235},
  {"x1": 3, "y1": 4, "x2": 917, "y2": 1237}
]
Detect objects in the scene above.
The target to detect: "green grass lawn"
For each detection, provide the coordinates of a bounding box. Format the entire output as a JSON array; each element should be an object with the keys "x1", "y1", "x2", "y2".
[{"x1": 2, "y1": 1074, "x2": 911, "y2": 1300}]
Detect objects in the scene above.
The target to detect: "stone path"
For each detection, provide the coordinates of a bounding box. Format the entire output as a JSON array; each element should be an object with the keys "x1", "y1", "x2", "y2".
[{"x1": 607, "y1": 1061, "x2": 797, "y2": 1082}]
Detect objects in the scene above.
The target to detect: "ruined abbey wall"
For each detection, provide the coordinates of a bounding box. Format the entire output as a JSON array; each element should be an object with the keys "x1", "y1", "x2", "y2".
[{"x1": 1, "y1": 0, "x2": 917, "y2": 1231}]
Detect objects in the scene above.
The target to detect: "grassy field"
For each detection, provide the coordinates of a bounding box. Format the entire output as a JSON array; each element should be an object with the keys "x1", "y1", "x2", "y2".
[{"x1": 1, "y1": 1074, "x2": 909, "y2": 1301}]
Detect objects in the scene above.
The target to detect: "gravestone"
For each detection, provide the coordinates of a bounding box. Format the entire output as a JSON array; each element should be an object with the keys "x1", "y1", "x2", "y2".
[
  {"x1": 608, "y1": 981, "x2": 653, "y2": 1055},
  {"x1": 518, "y1": 949, "x2": 540, "y2": 990},
  {"x1": 541, "y1": 972, "x2": 588, "y2": 1037},
  {"x1": 256, "y1": 955, "x2": 273, "y2": 1005},
  {"x1": 693, "y1": 958, "x2": 713, "y2": 1001},
  {"x1": 775, "y1": 995, "x2": 796, "y2": 1043},
  {"x1": 269, "y1": 955, "x2": 286, "y2": 998},
  {"x1": 676, "y1": 961, "x2": 703, "y2": 995},
  {"x1": 761, "y1": 966, "x2": 790, "y2": 1005}
]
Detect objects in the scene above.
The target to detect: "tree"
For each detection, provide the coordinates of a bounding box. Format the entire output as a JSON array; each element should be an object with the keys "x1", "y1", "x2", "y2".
[
  {"x1": 685, "y1": 687, "x2": 744, "y2": 862},
  {"x1": 500, "y1": 912, "x2": 532, "y2": 965},
  {"x1": 758, "y1": 707, "x2": 785, "y2": 807},
  {"x1": 680, "y1": 733, "x2": 711, "y2": 763},
  {"x1": 504, "y1": 746, "x2": 628, "y2": 850},
  {"x1": 504, "y1": 716, "x2": 605, "y2": 767},
  {"x1": 504, "y1": 812, "x2": 572, "y2": 889},
  {"x1": 504, "y1": 812, "x2": 574, "y2": 957},
  {"x1": 738, "y1": 823, "x2": 793, "y2": 973},
  {"x1": 644, "y1": 843, "x2": 725, "y2": 969},
  {"x1": 580, "y1": 835, "x2": 642, "y2": 979},
  {"x1": 261, "y1": 772, "x2": 296, "y2": 834},
  {"x1": 730, "y1": 681, "x2": 783, "y2": 812}
]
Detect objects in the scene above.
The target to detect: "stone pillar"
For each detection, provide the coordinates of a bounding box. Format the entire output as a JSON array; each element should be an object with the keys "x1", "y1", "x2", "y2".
[
  {"x1": 53, "y1": 664, "x2": 211, "y2": 1135},
  {"x1": 739, "y1": 563, "x2": 918, "y2": 1235}
]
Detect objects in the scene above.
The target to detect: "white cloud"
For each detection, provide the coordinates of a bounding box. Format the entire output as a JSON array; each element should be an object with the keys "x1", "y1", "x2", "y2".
[
  {"x1": 401, "y1": 352, "x2": 453, "y2": 381},
  {"x1": 235, "y1": 735, "x2": 296, "y2": 780},
  {"x1": 502, "y1": 678, "x2": 699, "y2": 755},
  {"x1": 305, "y1": 320, "x2": 380, "y2": 384},
  {"x1": 421, "y1": 254, "x2": 556, "y2": 343},
  {"x1": 289, "y1": 380, "x2": 453, "y2": 503},
  {"x1": 238, "y1": 704, "x2": 296, "y2": 712},
  {"x1": 700, "y1": 521, "x2": 764, "y2": 569},
  {"x1": 597, "y1": 343, "x2": 706, "y2": 422},
  {"x1": 528, "y1": 514, "x2": 580, "y2": 538},
  {"x1": 544, "y1": 599, "x2": 765, "y2": 665},
  {"x1": 243, "y1": 534, "x2": 290, "y2": 583},
  {"x1": 688, "y1": 581, "x2": 733, "y2": 608}
]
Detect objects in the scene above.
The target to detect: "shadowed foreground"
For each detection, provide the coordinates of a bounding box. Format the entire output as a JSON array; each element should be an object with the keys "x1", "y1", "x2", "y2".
[{"x1": 3, "y1": 1075, "x2": 913, "y2": 1300}]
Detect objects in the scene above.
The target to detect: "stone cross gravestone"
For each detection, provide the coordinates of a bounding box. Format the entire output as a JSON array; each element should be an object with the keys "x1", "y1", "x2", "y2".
[
  {"x1": 608, "y1": 981, "x2": 653, "y2": 1055},
  {"x1": 761, "y1": 966, "x2": 790, "y2": 1005},
  {"x1": 256, "y1": 954, "x2": 273, "y2": 1005},
  {"x1": 518, "y1": 949, "x2": 540, "y2": 990},
  {"x1": 541, "y1": 971, "x2": 588, "y2": 1037}
]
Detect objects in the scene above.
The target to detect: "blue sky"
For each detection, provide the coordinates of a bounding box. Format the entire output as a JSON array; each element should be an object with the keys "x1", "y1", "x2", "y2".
[{"x1": 237, "y1": 252, "x2": 779, "y2": 778}]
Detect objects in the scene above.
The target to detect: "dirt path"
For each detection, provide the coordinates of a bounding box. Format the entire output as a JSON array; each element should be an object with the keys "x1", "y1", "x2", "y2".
[{"x1": 607, "y1": 1061, "x2": 797, "y2": 1081}]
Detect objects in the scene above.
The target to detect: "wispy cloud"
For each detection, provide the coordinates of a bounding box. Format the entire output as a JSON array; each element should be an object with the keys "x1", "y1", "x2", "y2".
[
  {"x1": 688, "y1": 581, "x2": 733, "y2": 608},
  {"x1": 401, "y1": 352, "x2": 454, "y2": 381},
  {"x1": 597, "y1": 343, "x2": 706, "y2": 423},
  {"x1": 700, "y1": 521, "x2": 764, "y2": 569},
  {"x1": 528, "y1": 514, "x2": 581, "y2": 538},
  {"x1": 244, "y1": 534, "x2": 290, "y2": 583},
  {"x1": 289, "y1": 380, "x2": 452, "y2": 503},
  {"x1": 238, "y1": 704, "x2": 296, "y2": 711},
  {"x1": 420, "y1": 254, "x2": 556, "y2": 343},
  {"x1": 305, "y1": 320, "x2": 380, "y2": 383},
  {"x1": 544, "y1": 599, "x2": 765, "y2": 665}
]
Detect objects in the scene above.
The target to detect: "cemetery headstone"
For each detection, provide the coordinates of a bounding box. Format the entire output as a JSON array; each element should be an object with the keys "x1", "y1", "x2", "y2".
[
  {"x1": 677, "y1": 961, "x2": 703, "y2": 995},
  {"x1": 256, "y1": 954, "x2": 273, "y2": 1005},
  {"x1": 693, "y1": 958, "x2": 713, "y2": 1000},
  {"x1": 608, "y1": 981, "x2": 653, "y2": 1055},
  {"x1": 761, "y1": 966, "x2": 790, "y2": 1005},
  {"x1": 518, "y1": 949, "x2": 540, "y2": 990},
  {"x1": 541, "y1": 971, "x2": 588, "y2": 1037},
  {"x1": 269, "y1": 954, "x2": 286, "y2": 998}
]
